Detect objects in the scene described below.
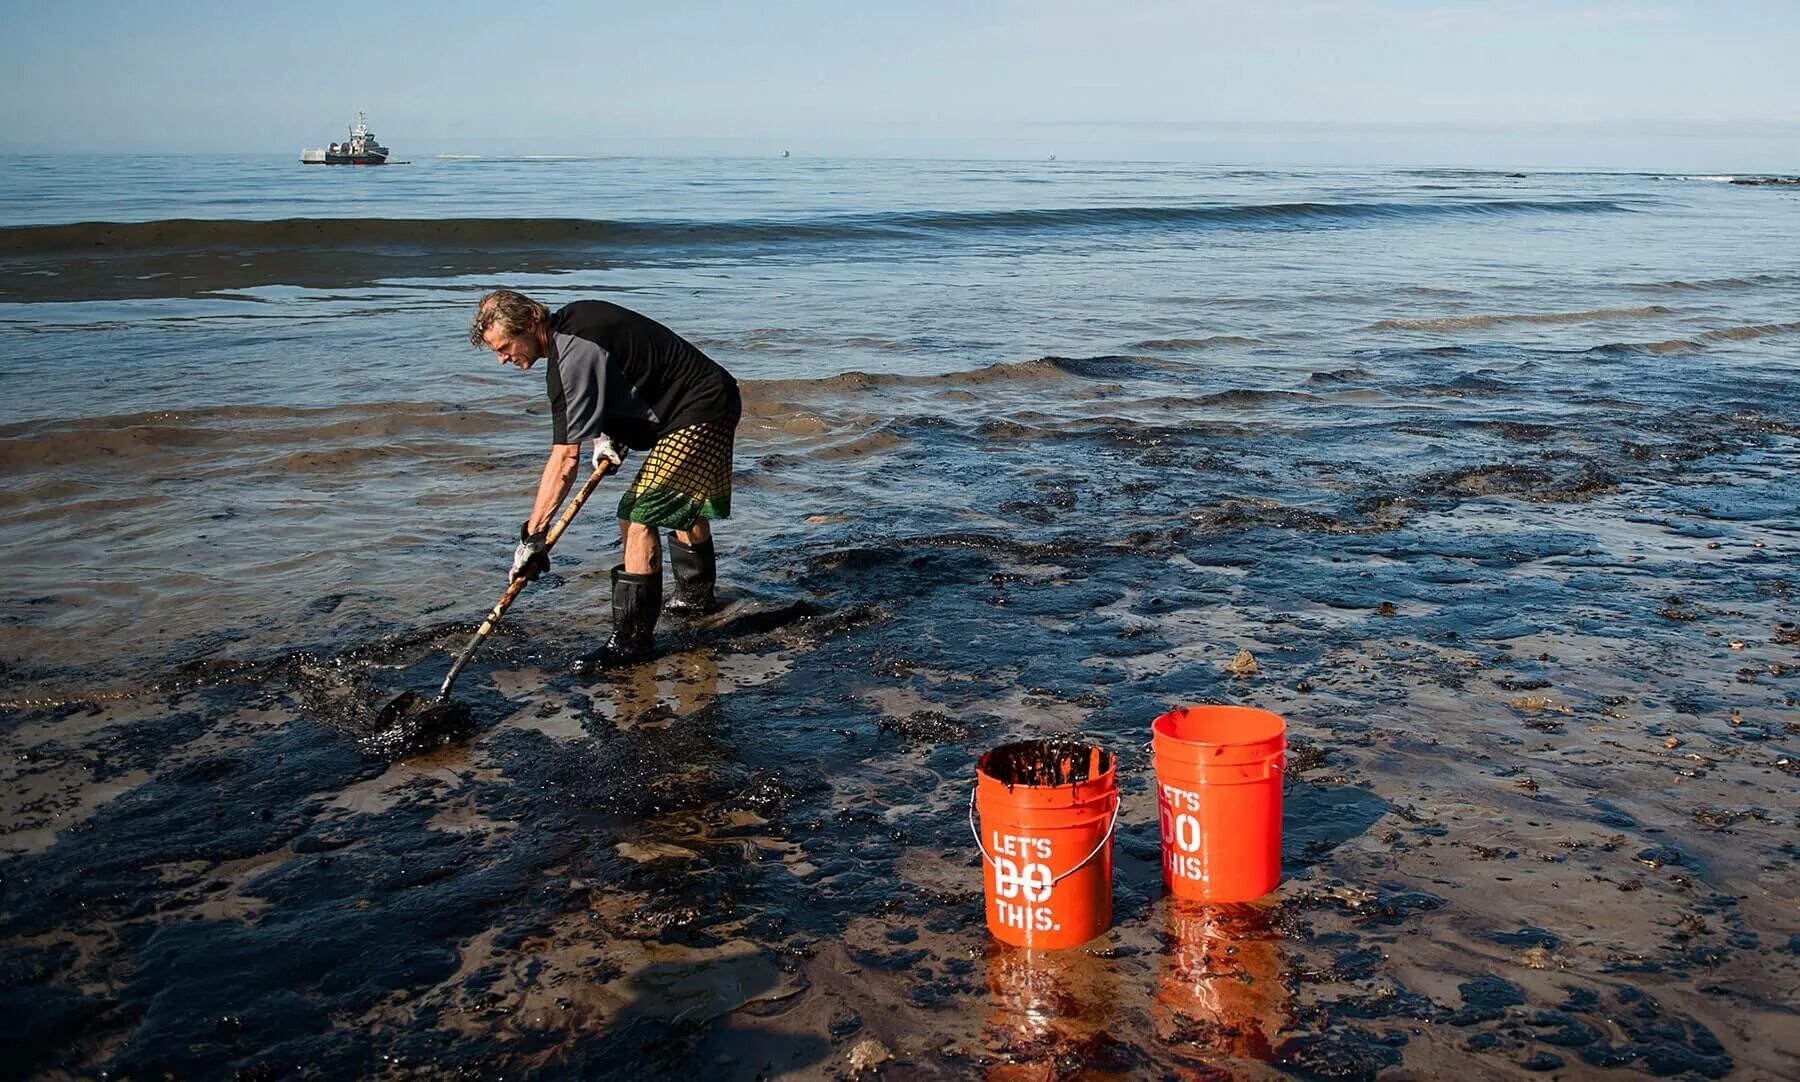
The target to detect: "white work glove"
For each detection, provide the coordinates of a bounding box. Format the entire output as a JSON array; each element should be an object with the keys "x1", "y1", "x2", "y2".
[
  {"x1": 591, "y1": 435, "x2": 627, "y2": 472},
  {"x1": 510, "y1": 522, "x2": 549, "y2": 582}
]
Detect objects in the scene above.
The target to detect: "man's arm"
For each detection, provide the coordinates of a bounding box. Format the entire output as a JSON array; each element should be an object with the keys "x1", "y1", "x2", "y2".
[{"x1": 526, "y1": 443, "x2": 583, "y2": 535}]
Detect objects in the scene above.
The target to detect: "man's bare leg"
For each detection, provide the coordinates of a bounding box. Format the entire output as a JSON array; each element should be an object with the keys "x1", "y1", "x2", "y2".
[{"x1": 621, "y1": 519, "x2": 662, "y2": 576}]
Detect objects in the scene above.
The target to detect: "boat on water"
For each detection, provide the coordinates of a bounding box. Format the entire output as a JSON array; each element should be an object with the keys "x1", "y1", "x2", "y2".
[{"x1": 301, "y1": 112, "x2": 390, "y2": 165}]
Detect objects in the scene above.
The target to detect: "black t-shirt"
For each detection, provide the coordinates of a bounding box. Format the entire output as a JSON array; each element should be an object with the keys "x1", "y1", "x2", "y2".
[{"x1": 544, "y1": 301, "x2": 739, "y2": 451}]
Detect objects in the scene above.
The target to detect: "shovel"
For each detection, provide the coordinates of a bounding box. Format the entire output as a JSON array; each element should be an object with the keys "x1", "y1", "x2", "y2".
[{"x1": 375, "y1": 458, "x2": 616, "y2": 732}]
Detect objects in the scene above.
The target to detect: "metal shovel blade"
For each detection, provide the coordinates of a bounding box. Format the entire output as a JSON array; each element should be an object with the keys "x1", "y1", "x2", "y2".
[{"x1": 366, "y1": 691, "x2": 474, "y2": 758}]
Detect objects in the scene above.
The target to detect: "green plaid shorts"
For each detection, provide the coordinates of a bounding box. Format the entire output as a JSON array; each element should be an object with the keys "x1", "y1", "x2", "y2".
[{"x1": 616, "y1": 420, "x2": 735, "y2": 530}]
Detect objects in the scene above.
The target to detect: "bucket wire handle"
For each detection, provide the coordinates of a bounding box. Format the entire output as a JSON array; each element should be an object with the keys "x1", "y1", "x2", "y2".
[{"x1": 968, "y1": 790, "x2": 1122, "y2": 886}]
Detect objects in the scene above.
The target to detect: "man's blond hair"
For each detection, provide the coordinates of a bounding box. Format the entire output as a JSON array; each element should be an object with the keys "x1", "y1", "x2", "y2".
[{"x1": 469, "y1": 289, "x2": 550, "y2": 347}]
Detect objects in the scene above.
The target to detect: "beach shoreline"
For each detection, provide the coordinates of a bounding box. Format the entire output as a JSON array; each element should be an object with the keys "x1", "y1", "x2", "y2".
[
  {"x1": 2, "y1": 158, "x2": 1796, "y2": 1078},
  {"x1": 4, "y1": 440, "x2": 1793, "y2": 1078}
]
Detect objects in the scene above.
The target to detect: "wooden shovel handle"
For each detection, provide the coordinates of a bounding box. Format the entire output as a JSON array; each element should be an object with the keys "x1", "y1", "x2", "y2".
[{"x1": 436, "y1": 458, "x2": 616, "y2": 699}]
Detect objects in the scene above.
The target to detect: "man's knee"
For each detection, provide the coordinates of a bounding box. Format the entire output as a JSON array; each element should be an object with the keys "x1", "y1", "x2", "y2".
[{"x1": 620, "y1": 519, "x2": 662, "y2": 573}]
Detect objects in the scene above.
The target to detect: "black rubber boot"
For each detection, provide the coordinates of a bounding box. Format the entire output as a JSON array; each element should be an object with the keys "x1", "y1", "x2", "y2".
[
  {"x1": 571, "y1": 566, "x2": 661, "y2": 673},
  {"x1": 665, "y1": 534, "x2": 718, "y2": 615}
]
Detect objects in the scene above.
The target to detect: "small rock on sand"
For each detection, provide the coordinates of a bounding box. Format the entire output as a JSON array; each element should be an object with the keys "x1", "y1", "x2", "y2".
[
  {"x1": 1519, "y1": 945, "x2": 1559, "y2": 970},
  {"x1": 1223, "y1": 648, "x2": 1259, "y2": 676},
  {"x1": 847, "y1": 1037, "x2": 892, "y2": 1074},
  {"x1": 615, "y1": 840, "x2": 700, "y2": 862},
  {"x1": 1509, "y1": 695, "x2": 1570, "y2": 714}
]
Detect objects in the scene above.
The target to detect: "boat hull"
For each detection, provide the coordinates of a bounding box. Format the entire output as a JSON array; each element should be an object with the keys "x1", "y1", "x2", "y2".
[{"x1": 302, "y1": 152, "x2": 389, "y2": 166}]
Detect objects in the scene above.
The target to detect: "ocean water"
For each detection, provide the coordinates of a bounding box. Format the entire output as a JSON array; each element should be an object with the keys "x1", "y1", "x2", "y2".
[
  {"x1": 3, "y1": 155, "x2": 1795, "y2": 681},
  {"x1": 1, "y1": 155, "x2": 1796, "y2": 1077}
]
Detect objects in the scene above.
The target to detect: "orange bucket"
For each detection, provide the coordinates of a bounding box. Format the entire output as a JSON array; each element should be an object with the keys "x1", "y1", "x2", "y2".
[
  {"x1": 1151, "y1": 705, "x2": 1285, "y2": 902},
  {"x1": 972, "y1": 739, "x2": 1118, "y2": 949}
]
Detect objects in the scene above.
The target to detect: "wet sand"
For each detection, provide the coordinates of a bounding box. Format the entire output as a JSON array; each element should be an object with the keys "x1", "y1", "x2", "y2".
[{"x1": 4, "y1": 346, "x2": 1796, "y2": 1078}]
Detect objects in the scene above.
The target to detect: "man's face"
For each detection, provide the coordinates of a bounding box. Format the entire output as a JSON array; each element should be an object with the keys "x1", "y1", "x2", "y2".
[{"x1": 484, "y1": 323, "x2": 544, "y2": 370}]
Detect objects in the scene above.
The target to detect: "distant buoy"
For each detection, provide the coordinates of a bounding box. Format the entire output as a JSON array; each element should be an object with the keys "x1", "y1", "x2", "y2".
[
  {"x1": 1048, "y1": 154, "x2": 1057, "y2": 161},
  {"x1": 781, "y1": 149, "x2": 790, "y2": 158}
]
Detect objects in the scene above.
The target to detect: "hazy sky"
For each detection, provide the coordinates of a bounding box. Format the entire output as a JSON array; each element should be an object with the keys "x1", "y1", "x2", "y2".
[{"x1": 2, "y1": 0, "x2": 1796, "y2": 168}]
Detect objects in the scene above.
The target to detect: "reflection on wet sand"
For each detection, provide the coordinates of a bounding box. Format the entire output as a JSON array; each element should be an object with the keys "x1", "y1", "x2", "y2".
[
  {"x1": 672, "y1": 651, "x2": 723, "y2": 718},
  {"x1": 1153, "y1": 901, "x2": 1287, "y2": 1066},
  {"x1": 604, "y1": 648, "x2": 724, "y2": 732},
  {"x1": 983, "y1": 941, "x2": 1125, "y2": 1077}
]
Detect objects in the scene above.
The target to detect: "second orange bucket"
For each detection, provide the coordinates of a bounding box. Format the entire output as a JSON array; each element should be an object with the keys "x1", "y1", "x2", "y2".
[
  {"x1": 973, "y1": 739, "x2": 1118, "y2": 949},
  {"x1": 1151, "y1": 705, "x2": 1286, "y2": 902}
]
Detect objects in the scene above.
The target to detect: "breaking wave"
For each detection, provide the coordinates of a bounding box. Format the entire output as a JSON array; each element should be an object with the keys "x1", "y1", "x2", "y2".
[
  {"x1": 0, "y1": 402, "x2": 524, "y2": 472},
  {"x1": 1590, "y1": 320, "x2": 1800, "y2": 355},
  {"x1": 1132, "y1": 335, "x2": 1259, "y2": 350},
  {"x1": 0, "y1": 199, "x2": 1642, "y2": 257},
  {"x1": 1370, "y1": 306, "x2": 1675, "y2": 332}
]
